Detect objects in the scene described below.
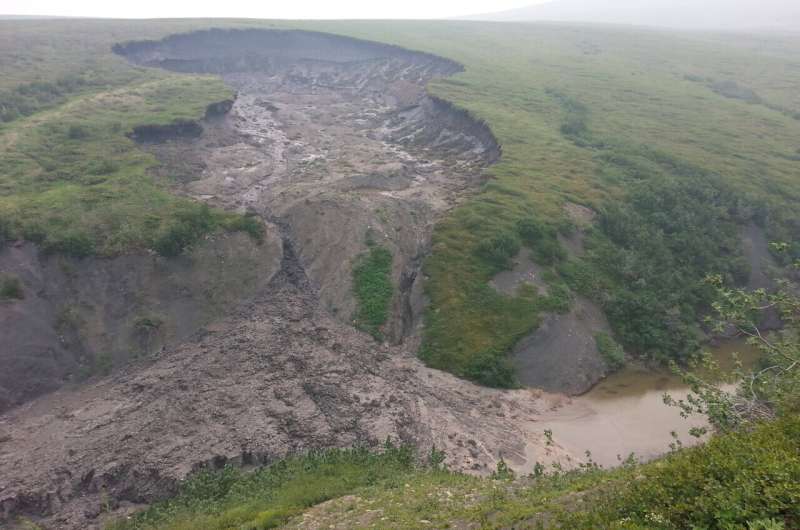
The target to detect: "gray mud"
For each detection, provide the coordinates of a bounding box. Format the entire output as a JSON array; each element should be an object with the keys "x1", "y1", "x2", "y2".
[
  {"x1": 0, "y1": 269, "x2": 571, "y2": 528},
  {"x1": 512, "y1": 296, "x2": 611, "y2": 396},
  {"x1": 0, "y1": 232, "x2": 282, "y2": 413}
]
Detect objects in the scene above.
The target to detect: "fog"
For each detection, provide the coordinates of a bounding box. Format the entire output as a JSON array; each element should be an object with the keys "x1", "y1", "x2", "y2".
[
  {"x1": 0, "y1": 0, "x2": 541, "y2": 20},
  {"x1": 2, "y1": 0, "x2": 799, "y2": 31},
  {"x1": 469, "y1": 0, "x2": 800, "y2": 31}
]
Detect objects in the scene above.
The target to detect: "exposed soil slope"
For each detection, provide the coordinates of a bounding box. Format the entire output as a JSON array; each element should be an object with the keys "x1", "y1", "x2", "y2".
[
  {"x1": 118, "y1": 28, "x2": 499, "y2": 343},
  {"x1": 0, "y1": 232, "x2": 282, "y2": 413},
  {"x1": 0, "y1": 258, "x2": 573, "y2": 529},
  {"x1": 0, "y1": 30, "x2": 571, "y2": 529}
]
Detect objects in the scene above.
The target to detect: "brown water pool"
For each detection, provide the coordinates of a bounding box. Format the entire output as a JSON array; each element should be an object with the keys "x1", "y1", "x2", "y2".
[{"x1": 536, "y1": 338, "x2": 761, "y2": 467}]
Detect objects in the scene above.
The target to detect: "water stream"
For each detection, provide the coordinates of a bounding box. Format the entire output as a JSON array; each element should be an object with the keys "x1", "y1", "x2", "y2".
[{"x1": 538, "y1": 339, "x2": 762, "y2": 468}]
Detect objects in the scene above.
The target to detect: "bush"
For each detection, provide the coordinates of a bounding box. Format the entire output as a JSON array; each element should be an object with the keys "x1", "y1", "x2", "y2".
[
  {"x1": 475, "y1": 232, "x2": 520, "y2": 272},
  {"x1": 532, "y1": 236, "x2": 567, "y2": 265},
  {"x1": 0, "y1": 274, "x2": 24, "y2": 300},
  {"x1": 463, "y1": 352, "x2": 516, "y2": 388},
  {"x1": 352, "y1": 245, "x2": 394, "y2": 340},
  {"x1": 223, "y1": 213, "x2": 265, "y2": 243},
  {"x1": 573, "y1": 171, "x2": 743, "y2": 362},
  {"x1": 109, "y1": 446, "x2": 417, "y2": 530},
  {"x1": 67, "y1": 124, "x2": 90, "y2": 140},
  {"x1": 515, "y1": 218, "x2": 566, "y2": 265},
  {"x1": 560, "y1": 417, "x2": 800, "y2": 529},
  {"x1": 43, "y1": 231, "x2": 95, "y2": 258},
  {"x1": 152, "y1": 204, "x2": 217, "y2": 257},
  {"x1": 516, "y1": 218, "x2": 545, "y2": 243}
]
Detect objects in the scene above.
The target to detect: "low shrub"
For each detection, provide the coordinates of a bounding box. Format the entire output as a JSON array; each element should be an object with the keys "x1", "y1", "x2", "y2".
[
  {"x1": 560, "y1": 416, "x2": 800, "y2": 529},
  {"x1": 43, "y1": 231, "x2": 96, "y2": 258},
  {"x1": 463, "y1": 351, "x2": 517, "y2": 388},
  {"x1": 152, "y1": 204, "x2": 217, "y2": 257},
  {"x1": 223, "y1": 213, "x2": 265, "y2": 243},
  {"x1": 0, "y1": 274, "x2": 24, "y2": 300},
  {"x1": 352, "y1": 245, "x2": 393, "y2": 340},
  {"x1": 108, "y1": 445, "x2": 417, "y2": 530},
  {"x1": 67, "y1": 124, "x2": 91, "y2": 140},
  {"x1": 475, "y1": 232, "x2": 520, "y2": 272},
  {"x1": 515, "y1": 218, "x2": 566, "y2": 265},
  {"x1": 595, "y1": 332, "x2": 625, "y2": 370}
]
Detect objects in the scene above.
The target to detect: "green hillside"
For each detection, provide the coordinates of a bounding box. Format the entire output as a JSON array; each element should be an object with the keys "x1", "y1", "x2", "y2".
[{"x1": 295, "y1": 22, "x2": 800, "y2": 384}]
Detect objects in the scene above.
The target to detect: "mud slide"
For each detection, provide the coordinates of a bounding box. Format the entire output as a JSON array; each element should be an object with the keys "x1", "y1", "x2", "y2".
[
  {"x1": 116, "y1": 28, "x2": 500, "y2": 344},
  {"x1": 499, "y1": 202, "x2": 611, "y2": 396},
  {"x1": 1, "y1": 30, "x2": 563, "y2": 529}
]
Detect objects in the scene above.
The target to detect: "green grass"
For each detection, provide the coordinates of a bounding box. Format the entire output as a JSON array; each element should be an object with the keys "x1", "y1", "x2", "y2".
[
  {"x1": 0, "y1": 273, "x2": 24, "y2": 300},
  {"x1": 0, "y1": 72, "x2": 259, "y2": 256},
  {"x1": 107, "y1": 445, "x2": 424, "y2": 530},
  {"x1": 595, "y1": 332, "x2": 625, "y2": 371},
  {"x1": 104, "y1": 416, "x2": 800, "y2": 530},
  {"x1": 352, "y1": 243, "x2": 394, "y2": 340},
  {"x1": 0, "y1": 20, "x2": 273, "y2": 257}
]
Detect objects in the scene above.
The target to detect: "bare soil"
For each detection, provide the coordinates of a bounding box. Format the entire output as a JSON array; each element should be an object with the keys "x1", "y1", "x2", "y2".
[
  {"x1": 0, "y1": 264, "x2": 573, "y2": 528},
  {"x1": 490, "y1": 248, "x2": 549, "y2": 296},
  {"x1": 0, "y1": 232, "x2": 282, "y2": 413},
  {"x1": 512, "y1": 296, "x2": 611, "y2": 396},
  {"x1": 134, "y1": 29, "x2": 499, "y2": 344}
]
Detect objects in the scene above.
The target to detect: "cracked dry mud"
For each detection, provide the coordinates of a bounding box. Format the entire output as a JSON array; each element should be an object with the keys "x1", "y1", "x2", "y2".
[{"x1": 0, "y1": 29, "x2": 577, "y2": 528}]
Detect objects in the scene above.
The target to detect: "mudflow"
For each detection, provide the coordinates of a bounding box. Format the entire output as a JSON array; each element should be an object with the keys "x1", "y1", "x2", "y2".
[{"x1": 0, "y1": 29, "x2": 576, "y2": 529}]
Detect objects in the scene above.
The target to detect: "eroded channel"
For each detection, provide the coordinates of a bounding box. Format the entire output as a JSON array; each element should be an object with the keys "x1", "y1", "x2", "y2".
[{"x1": 116, "y1": 28, "x2": 500, "y2": 343}]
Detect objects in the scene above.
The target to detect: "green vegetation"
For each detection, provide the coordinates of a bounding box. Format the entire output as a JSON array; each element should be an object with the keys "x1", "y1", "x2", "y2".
[
  {"x1": 595, "y1": 332, "x2": 625, "y2": 370},
  {"x1": 0, "y1": 72, "x2": 264, "y2": 256},
  {"x1": 108, "y1": 444, "x2": 425, "y2": 530},
  {"x1": 352, "y1": 243, "x2": 393, "y2": 340},
  {"x1": 558, "y1": 416, "x2": 800, "y2": 529},
  {"x1": 516, "y1": 217, "x2": 567, "y2": 266},
  {"x1": 562, "y1": 170, "x2": 748, "y2": 362},
  {"x1": 107, "y1": 419, "x2": 800, "y2": 529},
  {"x1": 286, "y1": 21, "x2": 800, "y2": 383},
  {"x1": 0, "y1": 273, "x2": 24, "y2": 300},
  {"x1": 0, "y1": 21, "x2": 266, "y2": 257}
]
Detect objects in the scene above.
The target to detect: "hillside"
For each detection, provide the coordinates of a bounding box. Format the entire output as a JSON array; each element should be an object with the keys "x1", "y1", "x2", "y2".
[
  {"x1": 467, "y1": 0, "x2": 800, "y2": 31},
  {"x1": 0, "y1": 17, "x2": 799, "y2": 529}
]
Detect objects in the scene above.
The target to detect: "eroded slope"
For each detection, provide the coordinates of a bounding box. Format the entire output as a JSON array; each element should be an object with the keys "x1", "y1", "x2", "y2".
[
  {"x1": 0, "y1": 30, "x2": 562, "y2": 529},
  {"x1": 118, "y1": 28, "x2": 499, "y2": 342}
]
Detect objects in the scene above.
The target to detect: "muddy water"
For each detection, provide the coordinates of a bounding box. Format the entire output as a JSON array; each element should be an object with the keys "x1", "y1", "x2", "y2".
[{"x1": 538, "y1": 339, "x2": 761, "y2": 468}]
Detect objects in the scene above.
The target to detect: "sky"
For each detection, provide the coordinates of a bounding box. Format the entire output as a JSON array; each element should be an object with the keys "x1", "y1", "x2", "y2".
[
  {"x1": 471, "y1": 0, "x2": 800, "y2": 30},
  {"x1": 0, "y1": 0, "x2": 547, "y2": 19}
]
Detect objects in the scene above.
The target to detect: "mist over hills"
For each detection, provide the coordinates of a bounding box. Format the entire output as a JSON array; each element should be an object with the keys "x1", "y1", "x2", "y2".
[{"x1": 466, "y1": 0, "x2": 800, "y2": 31}]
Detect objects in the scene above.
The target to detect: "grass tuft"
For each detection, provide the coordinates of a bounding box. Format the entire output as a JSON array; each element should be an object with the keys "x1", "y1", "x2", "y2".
[{"x1": 352, "y1": 244, "x2": 394, "y2": 340}]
